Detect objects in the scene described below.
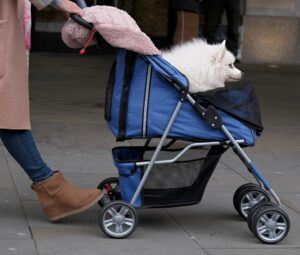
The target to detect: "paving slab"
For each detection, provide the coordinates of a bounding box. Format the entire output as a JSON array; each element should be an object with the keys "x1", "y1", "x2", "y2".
[
  {"x1": 166, "y1": 187, "x2": 300, "y2": 249},
  {"x1": 33, "y1": 235, "x2": 205, "y2": 255},
  {"x1": 206, "y1": 248, "x2": 300, "y2": 255},
  {"x1": 31, "y1": 103, "x2": 106, "y2": 124},
  {"x1": 30, "y1": 122, "x2": 121, "y2": 152},
  {"x1": 25, "y1": 203, "x2": 206, "y2": 255},
  {"x1": 257, "y1": 174, "x2": 300, "y2": 194},
  {"x1": 0, "y1": 191, "x2": 31, "y2": 239},
  {"x1": 0, "y1": 147, "x2": 9, "y2": 171},
  {"x1": 280, "y1": 193, "x2": 300, "y2": 214},
  {"x1": 3, "y1": 145, "x2": 116, "y2": 175},
  {"x1": 221, "y1": 149, "x2": 299, "y2": 176},
  {"x1": 24, "y1": 201, "x2": 188, "y2": 238},
  {"x1": 0, "y1": 170, "x2": 15, "y2": 191},
  {"x1": 209, "y1": 164, "x2": 247, "y2": 187},
  {"x1": 0, "y1": 239, "x2": 37, "y2": 255}
]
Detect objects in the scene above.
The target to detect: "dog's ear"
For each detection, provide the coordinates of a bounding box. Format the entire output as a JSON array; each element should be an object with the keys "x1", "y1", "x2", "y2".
[
  {"x1": 221, "y1": 40, "x2": 226, "y2": 48},
  {"x1": 211, "y1": 41, "x2": 227, "y2": 63},
  {"x1": 219, "y1": 41, "x2": 227, "y2": 60}
]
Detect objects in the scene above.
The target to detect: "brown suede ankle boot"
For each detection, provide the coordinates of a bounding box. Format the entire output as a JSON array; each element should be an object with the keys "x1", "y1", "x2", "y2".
[{"x1": 31, "y1": 171, "x2": 103, "y2": 221}]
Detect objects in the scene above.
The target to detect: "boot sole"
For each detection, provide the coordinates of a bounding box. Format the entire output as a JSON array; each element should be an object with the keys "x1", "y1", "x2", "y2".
[{"x1": 49, "y1": 192, "x2": 104, "y2": 222}]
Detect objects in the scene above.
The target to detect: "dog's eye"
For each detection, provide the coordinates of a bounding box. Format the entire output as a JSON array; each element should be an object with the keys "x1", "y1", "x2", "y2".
[{"x1": 229, "y1": 64, "x2": 234, "y2": 68}]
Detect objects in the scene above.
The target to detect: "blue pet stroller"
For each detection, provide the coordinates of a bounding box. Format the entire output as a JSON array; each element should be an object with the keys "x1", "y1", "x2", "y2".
[{"x1": 71, "y1": 12, "x2": 290, "y2": 244}]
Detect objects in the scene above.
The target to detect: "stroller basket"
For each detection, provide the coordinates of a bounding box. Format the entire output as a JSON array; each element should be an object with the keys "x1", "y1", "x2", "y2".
[{"x1": 113, "y1": 145, "x2": 227, "y2": 208}]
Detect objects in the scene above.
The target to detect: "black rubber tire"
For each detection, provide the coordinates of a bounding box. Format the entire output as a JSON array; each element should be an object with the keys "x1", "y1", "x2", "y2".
[
  {"x1": 236, "y1": 186, "x2": 271, "y2": 219},
  {"x1": 233, "y1": 183, "x2": 260, "y2": 212},
  {"x1": 99, "y1": 201, "x2": 138, "y2": 239},
  {"x1": 97, "y1": 177, "x2": 122, "y2": 207},
  {"x1": 247, "y1": 201, "x2": 277, "y2": 232},
  {"x1": 252, "y1": 206, "x2": 290, "y2": 244}
]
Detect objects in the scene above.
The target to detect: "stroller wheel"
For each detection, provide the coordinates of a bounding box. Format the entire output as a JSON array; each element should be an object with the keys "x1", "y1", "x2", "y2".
[
  {"x1": 97, "y1": 177, "x2": 122, "y2": 207},
  {"x1": 233, "y1": 183, "x2": 259, "y2": 212},
  {"x1": 247, "y1": 201, "x2": 277, "y2": 232},
  {"x1": 236, "y1": 187, "x2": 270, "y2": 219},
  {"x1": 99, "y1": 201, "x2": 138, "y2": 239},
  {"x1": 251, "y1": 206, "x2": 290, "y2": 244}
]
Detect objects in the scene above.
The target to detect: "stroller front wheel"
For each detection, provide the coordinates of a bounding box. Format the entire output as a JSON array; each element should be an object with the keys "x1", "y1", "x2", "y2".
[
  {"x1": 235, "y1": 186, "x2": 270, "y2": 219},
  {"x1": 247, "y1": 201, "x2": 277, "y2": 232},
  {"x1": 99, "y1": 201, "x2": 138, "y2": 239},
  {"x1": 251, "y1": 206, "x2": 290, "y2": 244},
  {"x1": 233, "y1": 183, "x2": 259, "y2": 212}
]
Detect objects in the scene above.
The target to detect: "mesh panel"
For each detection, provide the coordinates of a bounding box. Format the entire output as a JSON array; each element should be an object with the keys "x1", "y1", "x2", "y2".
[
  {"x1": 141, "y1": 145, "x2": 226, "y2": 207},
  {"x1": 143, "y1": 148, "x2": 209, "y2": 189}
]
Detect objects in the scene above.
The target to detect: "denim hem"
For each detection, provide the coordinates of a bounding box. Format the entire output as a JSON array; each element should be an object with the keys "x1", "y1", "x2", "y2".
[{"x1": 32, "y1": 170, "x2": 54, "y2": 183}]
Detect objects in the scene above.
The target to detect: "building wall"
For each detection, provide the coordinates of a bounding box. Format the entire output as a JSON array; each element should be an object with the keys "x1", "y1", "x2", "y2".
[
  {"x1": 132, "y1": 0, "x2": 168, "y2": 37},
  {"x1": 242, "y1": 0, "x2": 300, "y2": 64},
  {"x1": 246, "y1": 0, "x2": 299, "y2": 17}
]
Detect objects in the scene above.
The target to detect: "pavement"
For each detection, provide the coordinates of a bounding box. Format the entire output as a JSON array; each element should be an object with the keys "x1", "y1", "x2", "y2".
[{"x1": 0, "y1": 53, "x2": 299, "y2": 255}]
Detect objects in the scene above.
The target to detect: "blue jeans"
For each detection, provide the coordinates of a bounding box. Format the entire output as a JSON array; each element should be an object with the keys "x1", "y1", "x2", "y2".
[{"x1": 0, "y1": 130, "x2": 53, "y2": 183}]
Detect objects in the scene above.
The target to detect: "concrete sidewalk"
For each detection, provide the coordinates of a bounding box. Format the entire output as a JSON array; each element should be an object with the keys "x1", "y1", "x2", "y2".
[{"x1": 0, "y1": 53, "x2": 299, "y2": 255}]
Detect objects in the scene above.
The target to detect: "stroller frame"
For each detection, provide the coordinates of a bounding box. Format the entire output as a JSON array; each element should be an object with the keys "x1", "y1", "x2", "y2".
[
  {"x1": 99, "y1": 63, "x2": 290, "y2": 242},
  {"x1": 129, "y1": 93, "x2": 281, "y2": 207}
]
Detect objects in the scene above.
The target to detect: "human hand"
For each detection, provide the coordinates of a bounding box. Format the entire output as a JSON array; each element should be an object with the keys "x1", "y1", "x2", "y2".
[{"x1": 51, "y1": 0, "x2": 84, "y2": 16}]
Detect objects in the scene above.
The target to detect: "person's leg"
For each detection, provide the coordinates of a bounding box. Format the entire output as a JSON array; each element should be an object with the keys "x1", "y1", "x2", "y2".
[
  {"x1": 203, "y1": 0, "x2": 224, "y2": 44},
  {"x1": 0, "y1": 129, "x2": 103, "y2": 221},
  {"x1": 0, "y1": 129, "x2": 53, "y2": 183},
  {"x1": 224, "y1": 0, "x2": 241, "y2": 57}
]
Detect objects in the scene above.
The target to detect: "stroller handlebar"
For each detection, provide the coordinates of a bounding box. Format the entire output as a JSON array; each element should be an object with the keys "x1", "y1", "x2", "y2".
[
  {"x1": 72, "y1": 0, "x2": 87, "y2": 8},
  {"x1": 70, "y1": 14, "x2": 94, "y2": 30},
  {"x1": 70, "y1": 0, "x2": 93, "y2": 30}
]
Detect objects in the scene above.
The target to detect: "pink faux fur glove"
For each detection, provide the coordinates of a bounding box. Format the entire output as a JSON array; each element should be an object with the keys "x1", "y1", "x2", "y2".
[{"x1": 61, "y1": 5, "x2": 161, "y2": 55}]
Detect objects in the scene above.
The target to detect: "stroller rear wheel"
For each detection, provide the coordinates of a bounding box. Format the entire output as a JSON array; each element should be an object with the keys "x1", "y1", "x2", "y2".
[
  {"x1": 235, "y1": 186, "x2": 270, "y2": 219},
  {"x1": 251, "y1": 205, "x2": 290, "y2": 244},
  {"x1": 97, "y1": 177, "x2": 122, "y2": 207},
  {"x1": 99, "y1": 201, "x2": 138, "y2": 239}
]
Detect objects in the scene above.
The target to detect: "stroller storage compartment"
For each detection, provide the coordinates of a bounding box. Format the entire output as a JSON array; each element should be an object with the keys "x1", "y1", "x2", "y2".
[{"x1": 112, "y1": 145, "x2": 227, "y2": 208}]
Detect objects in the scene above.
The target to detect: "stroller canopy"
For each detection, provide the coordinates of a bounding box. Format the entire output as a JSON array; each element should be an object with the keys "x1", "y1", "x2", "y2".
[
  {"x1": 105, "y1": 49, "x2": 262, "y2": 145},
  {"x1": 193, "y1": 83, "x2": 263, "y2": 134}
]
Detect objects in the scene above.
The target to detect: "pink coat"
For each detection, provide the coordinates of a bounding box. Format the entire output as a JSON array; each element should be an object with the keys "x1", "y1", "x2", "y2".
[
  {"x1": 0, "y1": 0, "x2": 30, "y2": 129},
  {"x1": 0, "y1": 0, "x2": 49, "y2": 130}
]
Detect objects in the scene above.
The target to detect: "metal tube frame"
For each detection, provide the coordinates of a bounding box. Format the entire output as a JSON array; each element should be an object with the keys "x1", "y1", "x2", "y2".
[
  {"x1": 136, "y1": 140, "x2": 245, "y2": 167},
  {"x1": 130, "y1": 101, "x2": 183, "y2": 205},
  {"x1": 220, "y1": 125, "x2": 282, "y2": 206}
]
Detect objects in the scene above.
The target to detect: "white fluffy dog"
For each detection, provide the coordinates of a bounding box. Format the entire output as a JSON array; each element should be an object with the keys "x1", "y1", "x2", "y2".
[{"x1": 162, "y1": 39, "x2": 242, "y2": 93}]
